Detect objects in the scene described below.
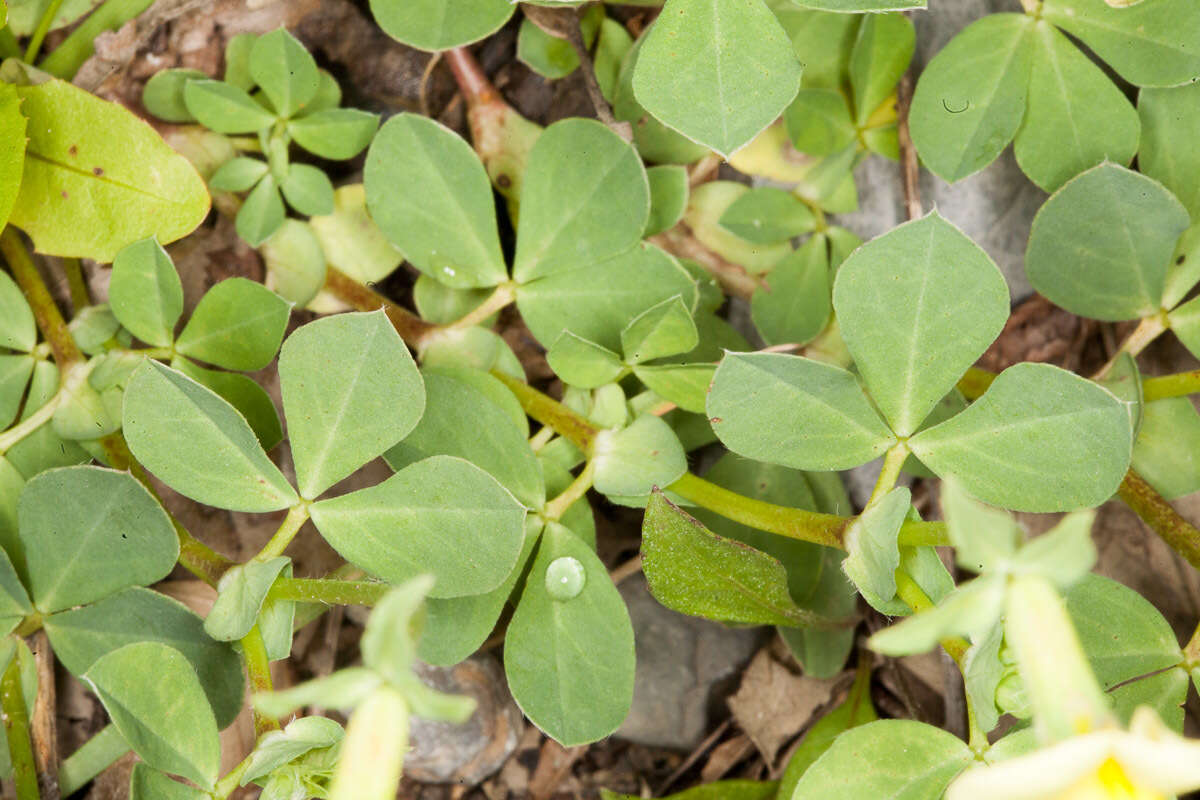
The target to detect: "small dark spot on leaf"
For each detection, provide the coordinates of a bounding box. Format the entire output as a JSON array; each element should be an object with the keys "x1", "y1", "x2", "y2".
[
  {"x1": 68, "y1": 145, "x2": 77, "y2": 157},
  {"x1": 93, "y1": 166, "x2": 104, "y2": 176},
  {"x1": 709, "y1": 417, "x2": 722, "y2": 424},
  {"x1": 60, "y1": 190, "x2": 68, "y2": 199},
  {"x1": 497, "y1": 174, "x2": 512, "y2": 189},
  {"x1": 1178, "y1": 255, "x2": 1186, "y2": 265},
  {"x1": 121, "y1": 534, "x2": 127, "y2": 539}
]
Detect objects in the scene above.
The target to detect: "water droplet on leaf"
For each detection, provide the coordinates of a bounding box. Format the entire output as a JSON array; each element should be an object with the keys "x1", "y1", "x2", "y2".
[{"x1": 545, "y1": 556, "x2": 585, "y2": 600}]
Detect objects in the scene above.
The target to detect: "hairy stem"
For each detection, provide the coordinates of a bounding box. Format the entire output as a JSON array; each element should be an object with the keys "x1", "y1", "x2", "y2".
[
  {"x1": 322, "y1": 266, "x2": 434, "y2": 347},
  {"x1": 211, "y1": 749, "x2": 255, "y2": 800},
  {"x1": 1096, "y1": 313, "x2": 1168, "y2": 379},
  {"x1": 240, "y1": 625, "x2": 280, "y2": 736},
  {"x1": 256, "y1": 503, "x2": 311, "y2": 562},
  {"x1": 1143, "y1": 369, "x2": 1200, "y2": 402},
  {"x1": 438, "y1": 283, "x2": 516, "y2": 333},
  {"x1": 491, "y1": 370, "x2": 598, "y2": 452},
  {"x1": 2, "y1": 655, "x2": 41, "y2": 800},
  {"x1": 543, "y1": 461, "x2": 595, "y2": 521},
  {"x1": 23, "y1": 0, "x2": 65, "y2": 63},
  {"x1": 268, "y1": 578, "x2": 388, "y2": 607},
  {"x1": 1117, "y1": 468, "x2": 1200, "y2": 571},
  {"x1": 0, "y1": 228, "x2": 82, "y2": 368}
]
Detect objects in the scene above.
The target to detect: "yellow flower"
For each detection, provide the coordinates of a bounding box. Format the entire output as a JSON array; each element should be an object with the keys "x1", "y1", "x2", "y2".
[{"x1": 947, "y1": 707, "x2": 1200, "y2": 800}]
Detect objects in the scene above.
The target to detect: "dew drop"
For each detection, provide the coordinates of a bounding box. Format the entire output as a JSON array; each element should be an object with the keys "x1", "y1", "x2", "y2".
[{"x1": 545, "y1": 556, "x2": 585, "y2": 600}]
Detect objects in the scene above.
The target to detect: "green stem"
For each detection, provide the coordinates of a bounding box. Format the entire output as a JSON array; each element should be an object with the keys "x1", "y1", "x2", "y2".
[
  {"x1": 494, "y1": 369, "x2": 948, "y2": 549},
  {"x1": 22, "y1": 0, "x2": 65, "y2": 63},
  {"x1": 268, "y1": 577, "x2": 387, "y2": 607},
  {"x1": 57, "y1": 725, "x2": 128, "y2": 798},
  {"x1": 2, "y1": 655, "x2": 40, "y2": 800},
  {"x1": 437, "y1": 282, "x2": 516, "y2": 334},
  {"x1": 98, "y1": 432, "x2": 234, "y2": 587},
  {"x1": 40, "y1": 0, "x2": 154, "y2": 79},
  {"x1": 256, "y1": 503, "x2": 310, "y2": 562},
  {"x1": 0, "y1": 227, "x2": 82, "y2": 368},
  {"x1": 0, "y1": 390, "x2": 62, "y2": 454},
  {"x1": 868, "y1": 442, "x2": 909, "y2": 507},
  {"x1": 291, "y1": 566, "x2": 367, "y2": 630},
  {"x1": 893, "y1": 570, "x2": 986, "y2": 751},
  {"x1": 227, "y1": 136, "x2": 263, "y2": 153},
  {"x1": 1143, "y1": 370, "x2": 1200, "y2": 402},
  {"x1": 528, "y1": 425, "x2": 555, "y2": 452},
  {"x1": 543, "y1": 460, "x2": 594, "y2": 521},
  {"x1": 1117, "y1": 468, "x2": 1200, "y2": 571},
  {"x1": 240, "y1": 625, "x2": 280, "y2": 736},
  {"x1": 491, "y1": 369, "x2": 598, "y2": 452},
  {"x1": 211, "y1": 749, "x2": 256, "y2": 799},
  {"x1": 60, "y1": 257, "x2": 90, "y2": 311},
  {"x1": 1096, "y1": 313, "x2": 1168, "y2": 380}
]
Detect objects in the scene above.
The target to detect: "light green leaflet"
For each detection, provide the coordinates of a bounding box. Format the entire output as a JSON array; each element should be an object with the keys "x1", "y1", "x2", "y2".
[
  {"x1": 849, "y1": 12, "x2": 914, "y2": 123},
  {"x1": 632, "y1": 0, "x2": 803, "y2": 157},
  {"x1": 1139, "y1": 83, "x2": 1200, "y2": 218},
  {"x1": 109, "y1": 238, "x2": 184, "y2": 348},
  {"x1": 310, "y1": 184, "x2": 403, "y2": 285},
  {"x1": 289, "y1": 109, "x2": 380, "y2": 160},
  {"x1": 1066, "y1": 575, "x2": 1185, "y2": 723},
  {"x1": 591, "y1": 414, "x2": 687, "y2": 498},
  {"x1": 1025, "y1": 164, "x2": 1190, "y2": 321},
  {"x1": 613, "y1": 38, "x2": 711, "y2": 165},
  {"x1": 1013, "y1": 21, "x2": 1139, "y2": 193},
  {"x1": 0, "y1": 546, "x2": 29, "y2": 635},
  {"x1": 175, "y1": 278, "x2": 291, "y2": 370},
  {"x1": 547, "y1": 333, "x2": 626, "y2": 389},
  {"x1": 751, "y1": 235, "x2": 831, "y2": 346},
  {"x1": 941, "y1": 479, "x2": 1021, "y2": 574},
  {"x1": 369, "y1": 0, "x2": 514, "y2": 51},
  {"x1": 235, "y1": 175, "x2": 285, "y2": 247},
  {"x1": 621, "y1": 296, "x2": 697, "y2": 364},
  {"x1": 718, "y1": 187, "x2": 816, "y2": 244},
  {"x1": 259, "y1": 219, "x2": 327, "y2": 308},
  {"x1": 280, "y1": 163, "x2": 333, "y2": 216},
  {"x1": 790, "y1": 720, "x2": 971, "y2": 799},
  {"x1": 0, "y1": 271, "x2": 35, "y2": 353},
  {"x1": 633, "y1": 364, "x2": 713, "y2": 414},
  {"x1": 834, "y1": 212, "x2": 1009, "y2": 437},
  {"x1": 419, "y1": 519, "x2": 541, "y2": 667},
  {"x1": 707, "y1": 352, "x2": 896, "y2": 471},
  {"x1": 173, "y1": 357, "x2": 283, "y2": 451},
  {"x1": 204, "y1": 557, "x2": 290, "y2": 642},
  {"x1": 250, "y1": 28, "x2": 319, "y2": 119},
  {"x1": 279, "y1": 312, "x2": 424, "y2": 499},
  {"x1": 142, "y1": 68, "x2": 206, "y2": 123},
  {"x1": 130, "y1": 764, "x2": 209, "y2": 800},
  {"x1": 85, "y1": 643, "x2": 220, "y2": 791},
  {"x1": 364, "y1": 114, "x2": 506, "y2": 288},
  {"x1": 184, "y1": 80, "x2": 276, "y2": 134},
  {"x1": 45, "y1": 587, "x2": 244, "y2": 728},
  {"x1": 123, "y1": 361, "x2": 299, "y2": 512},
  {"x1": 1041, "y1": 0, "x2": 1200, "y2": 88},
  {"x1": 908, "y1": 362, "x2": 1131, "y2": 512},
  {"x1": 309, "y1": 455, "x2": 526, "y2": 598},
  {"x1": 841, "y1": 488, "x2": 909, "y2": 610},
  {"x1": 909, "y1": 14, "x2": 1033, "y2": 184},
  {"x1": 1132, "y1": 398, "x2": 1200, "y2": 500},
  {"x1": 8, "y1": 80, "x2": 210, "y2": 262},
  {"x1": 383, "y1": 369, "x2": 543, "y2": 509},
  {"x1": 514, "y1": 242, "x2": 698, "y2": 352},
  {"x1": 18, "y1": 466, "x2": 178, "y2": 613},
  {"x1": 642, "y1": 491, "x2": 836, "y2": 628},
  {"x1": 644, "y1": 165, "x2": 688, "y2": 237},
  {"x1": 505, "y1": 522, "x2": 635, "y2": 746},
  {"x1": 0, "y1": 83, "x2": 25, "y2": 233},
  {"x1": 512, "y1": 118, "x2": 650, "y2": 282},
  {"x1": 784, "y1": 89, "x2": 855, "y2": 156}
]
